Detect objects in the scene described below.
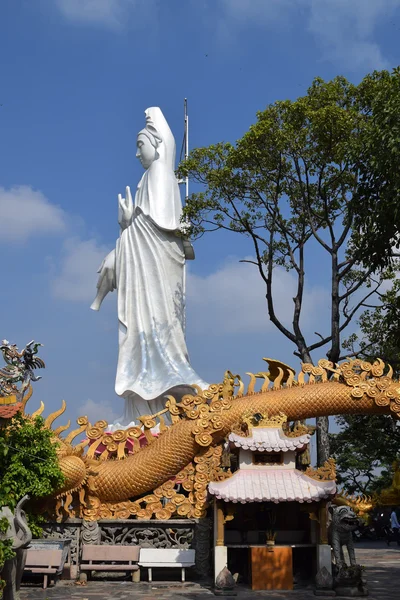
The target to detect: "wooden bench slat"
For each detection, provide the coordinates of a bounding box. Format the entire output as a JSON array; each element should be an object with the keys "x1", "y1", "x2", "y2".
[
  {"x1": 24, "y1": 549, "x2": 64, "y2": 591},
  {"x1": 139, "y1": 562, "x2": 194, "y2": 567},
  {"x1": 138, "y1": 548, "x2": 195, "y2": 564},
  {"x1": 25, "y1": 568, "x2": 58, "y2": 574},
  {"x1": 81, "y1": 544, "x2": 140, "y2": 562},
  {"x1": 25, "y1": 549, "x2": 63, "y2": 568},
  {"x1": 138, "y1": 549, "x2": 195, "y2": 583},
  {"x1": 80, "y1": 544, "x2": 140, "y2": 576},
  {"x1": 80, "y1": 565, "x2": 139, "y2": 571}
]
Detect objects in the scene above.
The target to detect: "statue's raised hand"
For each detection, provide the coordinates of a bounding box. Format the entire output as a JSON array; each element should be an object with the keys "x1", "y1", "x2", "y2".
[{"x1": 118, "y1": 186, "x2": 134, "y2": 231}]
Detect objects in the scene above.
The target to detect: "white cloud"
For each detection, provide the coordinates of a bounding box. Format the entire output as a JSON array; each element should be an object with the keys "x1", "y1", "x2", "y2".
[
  {"x1": 186, "y1": 258, "x2": 329, "y2": 336},
  {"x1": 219, "y1": 0, "x2": 294, "y2": 25},
  {"x1": 55, "y1": 0, "x2": 154, "y2": 30},
  {"x1": 220, "y1": 0, "x2": 400, "y2": 71},
  {"x1": 307, "y1": 0, "x2": 399, "y2": 71},
  {"x1": 80, "y1": 398, "x2": 119, "y2": 425},
  {"x1": 51, "y1": 237, "x2": 111, "y2": 302},
  {"x1": 0, "y1": 185, "x2": 66, "y2": 243},
  {"x1": 51, "y1": 243, "x2": 330, "y2": 336}
]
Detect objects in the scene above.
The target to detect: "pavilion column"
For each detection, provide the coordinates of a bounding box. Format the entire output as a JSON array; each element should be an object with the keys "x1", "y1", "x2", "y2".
[
  {"x1": 216, "y1": 501, "x2": 225, "y2": 546},
  {"x1": 316, "y1": 500, "x2": 332, "y2": 577},
  {"x1": 318, "y1": 501, "x2": 328, "y2": 544},
  {"x1": 213, "y1": 499, "x2": 228, "y2": 584}
]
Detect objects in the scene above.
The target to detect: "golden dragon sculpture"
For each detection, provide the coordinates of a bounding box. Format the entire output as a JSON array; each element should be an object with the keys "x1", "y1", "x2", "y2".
[{"x1": 25, "y1": 357, "x2": 400, "y2": 522}]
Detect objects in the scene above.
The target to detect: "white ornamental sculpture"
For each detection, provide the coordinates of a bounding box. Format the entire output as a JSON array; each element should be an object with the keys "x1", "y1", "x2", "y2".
[{"x1": 91, "y1": 107, "x2": 207, "y2": 425}]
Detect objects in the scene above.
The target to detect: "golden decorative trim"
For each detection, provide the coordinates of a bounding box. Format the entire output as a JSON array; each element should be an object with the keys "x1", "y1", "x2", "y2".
[
  {"x1": 44, "y1": 400, "x2": 67, "y2": 428},
  {"x1": 284, "y1": 422, "x2": 315, "y2": 438},
  {"x1": 333, "y1": 492, "x2": 374, "y2": 517},
  {"x1": 31, "y1": 401, "x2": 45, "y2": 418},
  {"x1": 262, "y1": 358, "x2": 296, "y2": 385},
  {"x1": 243, "y1": 411, "x2": 287, "y2": 429},
  {"x1": 21, "y1": 385, "x2": 33, "y2": 411},
  {"x1": 0, "y1": 395, "x2": 18, "y2": 405},
  {"x1": 305, "y1": 458, "x2": 336, "y2": 481}
]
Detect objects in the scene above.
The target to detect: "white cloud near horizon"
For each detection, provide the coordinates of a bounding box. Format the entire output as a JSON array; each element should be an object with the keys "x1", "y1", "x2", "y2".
[
  {"x1": 220, "y1": 0, "x2": 400, "y2": 71},
  {"x1": 220, "y1": 0, "x2": 293, "y2": 25},
  {"x1": 0, "y1": 185, "x2": 66, "y2": 243},
  {"x1": 187, "y1": 258, "x2": 329, "y2": 336},
  {"x1": 55, "y1": 0, "x2": 154, "y2": 29},
  {"x1": 51, "y1": 237, "x2": 110, "y2": 302},
  {"x1": 51, "y1": 245, "x2": 330, "y2": 338},
  {"x1": 80, "y1": 398, "x2": 119, "y2": 424},
  {"x1": 307, "y1": 0, "x2": 399, "y2": 71}
]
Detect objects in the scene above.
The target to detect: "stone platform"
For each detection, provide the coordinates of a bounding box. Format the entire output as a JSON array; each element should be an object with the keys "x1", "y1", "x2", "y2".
[{"x1": 20, "y1": 542, "x2": 400, "y2": 599}]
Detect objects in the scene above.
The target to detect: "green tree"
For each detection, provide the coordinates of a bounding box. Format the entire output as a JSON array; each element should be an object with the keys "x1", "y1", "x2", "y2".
[
  {"x1": 329, "y1": 414, "x2": 400, "y2": 496},
  {"x1": 351, "y1": 68, "x2": 400, "y2": 270},
  {"x1": 0, "y1": 411, "x2": 64, "y2": 592},
  {"x1": 178, "y1": 73, "x2": 396, "y2": 464},
  {"x1": 333, "y1": 275, "x2": 400, "y2": 496},
  {"x1": 0, "y1": 412, "x2": 64, "y2": 510},
  {"x1": 343, "y1": 276, "x2": 400, "y2": 372}
]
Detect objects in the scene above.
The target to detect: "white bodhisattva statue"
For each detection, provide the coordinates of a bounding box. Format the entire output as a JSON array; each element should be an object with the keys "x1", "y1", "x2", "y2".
[{"x1": 91, "y1": 107, "x2": 207, "y2": 426}]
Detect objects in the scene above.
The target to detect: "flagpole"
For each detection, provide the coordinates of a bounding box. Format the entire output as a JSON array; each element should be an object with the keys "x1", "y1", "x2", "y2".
[
  {"x1": 182, "y1": 98, "x2": 190, "y2": 335},
  {"x1": 184, "y1": 98, "x2": 189, "y2": 202}
]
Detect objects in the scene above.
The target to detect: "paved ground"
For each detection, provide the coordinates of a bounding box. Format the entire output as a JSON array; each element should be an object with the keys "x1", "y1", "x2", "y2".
[{"x1": 20, "y1": 541, "x2": 400, "y2": 599}]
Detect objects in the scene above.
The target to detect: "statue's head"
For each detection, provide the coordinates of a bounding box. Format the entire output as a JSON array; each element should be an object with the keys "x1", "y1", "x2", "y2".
[
  {"x1": 330, "y1": 505, "x2": 360, "y2": 532},
  {"x1": 136, "y1": 107, "x2": 176, "y2": 172},
  {"x1": 136, "y1": 132, "x2": 158, "y2": 170}
]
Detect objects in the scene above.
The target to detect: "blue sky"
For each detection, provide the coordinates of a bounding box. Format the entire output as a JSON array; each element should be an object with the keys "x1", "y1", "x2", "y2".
[{"x1": 1, "y1": 0, "x2": 400, "y2": 446}]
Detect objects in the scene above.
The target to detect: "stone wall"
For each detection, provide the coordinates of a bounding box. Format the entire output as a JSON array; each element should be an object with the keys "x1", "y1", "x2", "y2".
[{"x1": 41, "y1": 518, "x2": 211, "y2": 580}]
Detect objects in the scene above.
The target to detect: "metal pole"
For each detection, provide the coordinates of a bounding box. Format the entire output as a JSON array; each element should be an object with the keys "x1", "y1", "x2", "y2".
[
  {"x1": 182, "y1": 99, "x2": 188, "y2": 334},
  {"x1": 184, "y1": 98, "x2": 189, "y2": 202}
]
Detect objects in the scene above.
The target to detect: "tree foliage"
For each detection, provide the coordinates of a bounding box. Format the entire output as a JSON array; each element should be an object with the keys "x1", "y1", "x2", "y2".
[
  {"x1": 351, "y1": 68, "x2": 400, "y2": 269},
  {"x1": 329, "y1": 414, "x2": 400, "y2": 496},
  {"x1": 335, "y1": 273, "x2": 400, "y2": 496},
  {"x1": 343, "y1": 276, "x2": 400, "y2": 372},
  {"x1": 0, "y1": 411, "x2": 64, "y2": 587},
  {"x1": 0, "y1": 412, "x2": 64, "y2": 511},
  {"x1": 178, "y1": 72, "x2": 398, "y2": 463}
]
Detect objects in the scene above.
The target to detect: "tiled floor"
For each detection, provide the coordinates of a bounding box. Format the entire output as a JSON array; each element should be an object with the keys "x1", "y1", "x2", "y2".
[{"x1": 20, "y1": 542, "x2": 400, "y2": 599}]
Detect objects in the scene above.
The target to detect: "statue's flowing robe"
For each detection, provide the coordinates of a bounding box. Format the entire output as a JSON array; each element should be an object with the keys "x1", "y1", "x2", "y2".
[{"x1": 115, "y1": 158, "x2": 206, "y2": 417}]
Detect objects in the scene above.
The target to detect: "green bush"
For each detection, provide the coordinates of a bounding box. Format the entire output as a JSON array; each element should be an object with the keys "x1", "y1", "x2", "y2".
[{"x1": 0, "y1": 412, "x2": 64, "y2": 591}]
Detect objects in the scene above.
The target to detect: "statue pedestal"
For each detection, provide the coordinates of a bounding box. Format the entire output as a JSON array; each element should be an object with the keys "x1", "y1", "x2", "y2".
[
  {"x1": 333, "y1": 565, "x2": 368, "y2": 597},
  {"x1": 317, "y1": 544, "x2": 333, "y2": 575}
]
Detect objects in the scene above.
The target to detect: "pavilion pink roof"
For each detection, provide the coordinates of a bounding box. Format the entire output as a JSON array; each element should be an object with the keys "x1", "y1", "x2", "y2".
[
  {"x1": 228, "y1": 427, "x2": 310, "y2": 452},
  {"x1": 0, "y1": 402, "x2": 22, "y2": 419},
  {"x1": 208, "y1": 468, "x2": 336, "y2": 503}
]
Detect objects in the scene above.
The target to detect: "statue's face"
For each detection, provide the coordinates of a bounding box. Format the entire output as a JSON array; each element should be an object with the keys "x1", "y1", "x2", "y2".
[
  {"x1": 332, "y1": 506, "x2": 359, "y2": 532},
  {"x1": 136, "y1": 134, "x2": 156, "y2": 169}
]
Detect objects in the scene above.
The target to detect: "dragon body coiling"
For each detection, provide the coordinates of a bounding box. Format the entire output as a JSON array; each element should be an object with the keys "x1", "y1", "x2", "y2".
[
  {"x1": 88, "y1": 382, "x2": 385, "y2": 502},
  {"x1": 54, "y1": 357, "x2": 398, "y2": 514}
]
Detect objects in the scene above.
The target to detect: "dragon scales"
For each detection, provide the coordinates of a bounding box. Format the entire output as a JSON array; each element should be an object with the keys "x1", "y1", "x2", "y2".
[{"x1": 43, "y1": 357, "x2": 400, "y2": 521}]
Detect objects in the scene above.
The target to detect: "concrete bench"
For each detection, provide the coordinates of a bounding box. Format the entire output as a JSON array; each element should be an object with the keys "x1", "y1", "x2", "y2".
[
  {"x1": 138, "y1": 548, "x2": 195, "y2": 582},
  {"x1": 24, "y1": 548, "x2": 63, "y2": 589},
  {"x1": 80, "y1": 544, "x2": 140, "y2": 581}
]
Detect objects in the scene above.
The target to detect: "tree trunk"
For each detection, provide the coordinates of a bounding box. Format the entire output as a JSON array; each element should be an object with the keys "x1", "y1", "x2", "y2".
[
  {"x1": 316, "y1": 417, "x2": 330, "y2": 466},
  {"x1": 297, "y1": 346, "x2": 330, "y2": 466},
  {"x1": 316, "y1": 251, "x2": 341, "y2": 467}
]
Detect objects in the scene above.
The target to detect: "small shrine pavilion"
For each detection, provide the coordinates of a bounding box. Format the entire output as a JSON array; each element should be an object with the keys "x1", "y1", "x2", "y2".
[{"x1": 208, "y1": 412, "x2": 336, "y2": 591}]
